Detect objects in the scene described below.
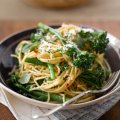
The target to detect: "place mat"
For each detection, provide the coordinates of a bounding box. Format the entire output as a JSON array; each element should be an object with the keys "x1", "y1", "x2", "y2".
[{"x1": 0, "y1": 86, "x2": 120, "y2": 120}]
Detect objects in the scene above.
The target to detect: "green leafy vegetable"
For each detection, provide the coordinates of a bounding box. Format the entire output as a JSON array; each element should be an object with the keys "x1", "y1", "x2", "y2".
[
  {"x1": 21, "y1": 42, "x2": 40, "y2": 54},
  {"x1": 91, "y1": 32, "x2": 109, "y2": 53},
  {"x1": 22, "y1": 44, "x2": 31, "y2": 54},
  {"x1": 65, "y1": 45, "x2": 77, "y2": 57},
  {"x1": 59, "y1": 62, "x2": 69, "y2": 72},
  {"x1": 79, "y1": 30, "x2": 109, "y2": 53},
  {"x1": 30, "y1": 41, "x2": 39, "y2": 51},
  {"x1": 19, "y1": 73, "x2": 31, "y2": 84},
  {"x1": 73, "y1": 51, "x2": 95, "y2": 69},
  {"x1": 25, "y1": 57, "x2": 47, "y2": 66},
  {"x1": 48, "y1": 63, "x2": 55, "y2": 79},
  {"x1": 30, "y1": 33, "x2": 43, "y2": 43},
  {"x1": 79, "y1": 67, "x2": 106, "y2": 89},
  {"x1": 50, "y1": 93, "x2": 69, "y2": 103},
  {"x1": 8, "y1": 75, "x2": 69, "y2": 103},
  {"x1": 65, "y1": 45, "x2": 95, "y2": 69},
  {"x1": 38, "y1": 23, "x2": 66, "y2": 45},
  {"x1": 9, "y1": 74, "x2": 19, "y2": 84}
]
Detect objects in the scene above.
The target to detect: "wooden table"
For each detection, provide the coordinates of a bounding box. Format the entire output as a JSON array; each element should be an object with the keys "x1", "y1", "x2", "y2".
[
  {"x1": 1, "y1": 0, "x2": 120, "y2": 20},
  {"x1": 0, "y1": 20, "x2": 120, "y2": 120}
]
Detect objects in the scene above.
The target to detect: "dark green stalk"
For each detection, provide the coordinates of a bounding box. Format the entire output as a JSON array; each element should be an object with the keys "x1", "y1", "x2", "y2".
[
  {"x1": 47, "y1": 63, "x2": 55, "y2": 79},
  {"x1": 38, "y1": 23, "x2": 66, "y2": 45},
  {"x1": 25, "y1": 57, "x2": 47, "y2": 66},
  {"x1": 14, "y1": 83, "x2": 70, "y2": 102}
]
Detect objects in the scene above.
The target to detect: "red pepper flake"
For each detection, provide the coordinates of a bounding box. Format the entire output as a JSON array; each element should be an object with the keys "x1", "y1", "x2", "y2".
[
  {"x1": 34, "y1": 49, "x2": 38, "y2": 53},
  {"x1": 66, "y1": 83, "x2": 69, "y2": 87}
]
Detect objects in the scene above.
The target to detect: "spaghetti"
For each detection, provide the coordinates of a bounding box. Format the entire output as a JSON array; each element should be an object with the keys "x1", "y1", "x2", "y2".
[{"x1": 9, "y1": 23, "x2": 110, "y2": 103}]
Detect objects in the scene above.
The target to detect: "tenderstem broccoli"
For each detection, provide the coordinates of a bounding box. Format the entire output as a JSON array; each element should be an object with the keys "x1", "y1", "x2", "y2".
[{"x1": 79, "y1": 30, "x2": 109, "y2": 53}]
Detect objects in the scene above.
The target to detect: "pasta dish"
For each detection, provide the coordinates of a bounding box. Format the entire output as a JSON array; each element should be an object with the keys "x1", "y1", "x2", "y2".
[{"x1": 9, "y1": 23, "x2": 110, "y2": 103}]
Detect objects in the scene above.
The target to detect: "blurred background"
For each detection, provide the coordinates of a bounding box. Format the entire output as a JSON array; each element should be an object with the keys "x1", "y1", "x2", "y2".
[{"x1": 0, "y1": 0, "x2": 120, "y2": 21}]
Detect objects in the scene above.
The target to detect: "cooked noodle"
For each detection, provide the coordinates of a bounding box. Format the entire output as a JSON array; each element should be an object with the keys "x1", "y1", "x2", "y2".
[{"x1": 10, "y1": 23, "x2": 110, "y2": 103}]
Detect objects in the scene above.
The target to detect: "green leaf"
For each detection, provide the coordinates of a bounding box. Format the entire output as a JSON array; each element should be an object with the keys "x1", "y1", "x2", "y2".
[
  {"x1": 38, "y1": 23, "x2": 66, "y2": 45},
  {"x1": 30, "y1": 32, "x2": 44, "y2": 43},
  {"x1": 79, "y1": 67, "x2": 106, "y2": 89},
  {"x1": 22, "y1": 44, "x2": 31, "y2": 54},
  {"x1": 30, "y1": 42, "x2": 39, "y2": 51},
  {"x1": 25, "y1": 57, "x2": 47, "y2": 66},
  {"x1": 19, "y1": 73, "x2": 31, "y2": 84},
  {"x1": 59, "y1": 62, "x2": 69, "y2": 72}
]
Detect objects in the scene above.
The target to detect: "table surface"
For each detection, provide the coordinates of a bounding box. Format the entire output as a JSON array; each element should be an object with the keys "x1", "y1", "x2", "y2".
[
  {"x1": 0, "y1": 0, "x2": 120, "y2": 20},
  {"x1": 0, "y1": 20, "x2": 120, "y2": 120}
]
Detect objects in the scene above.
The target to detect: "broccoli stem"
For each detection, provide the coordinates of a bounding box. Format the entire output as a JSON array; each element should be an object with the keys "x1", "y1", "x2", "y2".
[
  {"x1": 25, "y1": 57, "x2": 47, "y2": 66},
  {"x1": 13, "y1": 83, "x2": 69, "y2": 103},
  {"x1": 14, "y1": 83, "x2": 40, "y2": 99},
  {"x1": 38, "y1": 23, "x2": 66, "y2": 45},
  {"x1": 50, "y1": 93, "x2": 69, "y2": 103},
  {"x1": 48, "y1": 63, "x2": 56, "y2": 79},
  {"x1": 32, "y1": 90, "x2": 69, "y2": 103}
]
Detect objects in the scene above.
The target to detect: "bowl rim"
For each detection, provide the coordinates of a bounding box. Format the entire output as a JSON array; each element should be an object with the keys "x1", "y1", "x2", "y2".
[{"x1": 0, "y1": 25, "x2": 120, "y2": 109}]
